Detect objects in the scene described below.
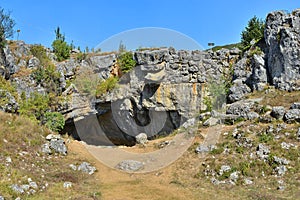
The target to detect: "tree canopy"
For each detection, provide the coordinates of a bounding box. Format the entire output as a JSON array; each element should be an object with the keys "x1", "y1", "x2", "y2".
[
  {"x1": 0, "y1": 7, "x2": 15, "y2": 48},
  {"x1": 241, "y1": 16, "x2": 265, "y2": 48},
  {"x1": 51, "y1": 27, "x2": 71, "y2": 61}
]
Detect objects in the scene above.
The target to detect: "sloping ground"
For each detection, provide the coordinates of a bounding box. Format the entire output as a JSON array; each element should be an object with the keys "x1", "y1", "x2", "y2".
[
  {"x1": 68, "y1": 123, "x2": 300, "y2": 200},
  {"x1": 1, "y1": 88, "x2": 300, "y2": 200},
  {"x1": 0, "y1": 111, "x2": 101, "y2": 200}
]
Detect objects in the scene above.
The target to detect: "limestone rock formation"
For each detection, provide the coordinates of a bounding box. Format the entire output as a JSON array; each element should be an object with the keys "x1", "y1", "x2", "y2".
[{"x1": 265, "y1": 9, "x2": 300, "y2": 91}]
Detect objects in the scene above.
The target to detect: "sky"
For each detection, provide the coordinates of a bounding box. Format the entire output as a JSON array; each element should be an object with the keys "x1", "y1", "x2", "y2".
[{"x1": 1, "y1": 0, "x2": 300, "y2": 51}]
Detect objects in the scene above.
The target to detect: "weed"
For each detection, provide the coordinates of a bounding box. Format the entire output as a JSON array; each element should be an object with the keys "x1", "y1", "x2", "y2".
[
  {"x1": 210, "y1": 147, "x2": 224, "y2": 155},
  {"x1": 258, "y1": 133, "x2": 274, "y2": 143}
]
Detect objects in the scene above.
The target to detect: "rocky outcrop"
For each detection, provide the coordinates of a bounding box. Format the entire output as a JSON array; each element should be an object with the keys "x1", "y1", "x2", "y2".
[
  {"x1": 265, "y1": 9, "x2": 300, "y2": 91},
  {"x1": 64, "y1": 47, "x2": 240, "y2": 145},
  {"x1": 228, "y1": 9, "x2": 300, "y2": 102},
  {"x1": 2, "y1": 9, "x2": 300, "y2": 145}
]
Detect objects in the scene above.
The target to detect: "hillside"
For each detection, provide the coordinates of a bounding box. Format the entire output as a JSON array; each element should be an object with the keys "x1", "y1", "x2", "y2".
[{"x1": 0, "y1": 8, "x2": 300, "y2": 200}]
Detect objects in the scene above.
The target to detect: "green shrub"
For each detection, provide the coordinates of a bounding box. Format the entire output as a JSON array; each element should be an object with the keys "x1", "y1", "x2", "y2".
[
  {"x1": 258, "y1": 133, "x2": 273, "y2": 143},
  {"x1": 44, "y1": 112, "x2": 65, "y2": 132},
  {"x1": 249, "y1": 46, "x2": 263, "y2": 57},
  {"x1": 0, "y1": 76, "x2": 18, "y2": 111},
  {"x1": 95, "y1": 76, "x2": 119, "y2": 97},
  {"x1": 19, "y1": 92, "x2": 50, "y2": 121},
  {"x1": 238, "y1": 161, "x2": 252, "y2": 176},
  {"x1": 117, "y1": 51, "x2": 136, "y2": 73},
  {"x1": 52, "y1": 27, "x2": 71, "y2": 61},
  {"x1": 205, "y1": 79, "x2": 227, "y2": 112},
  {"x1": 203, "y1": 96, "x2": 212, "y2": 112},
  {"x1": 75, "y1": 52, "x2": 87, "y2": 62},
  {"x1": 210, "y1": 147, "x2": 224, "y2": 155},
  {"x1": 30, "y1": 44, "x2": 51, "y2": 67},
  {"x1": 32, "y1": 64, "x2": 61, "y2": 94}
]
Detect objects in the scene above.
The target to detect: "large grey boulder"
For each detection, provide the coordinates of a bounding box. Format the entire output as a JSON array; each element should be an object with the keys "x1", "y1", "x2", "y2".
[
  {"x1": 87, "y1": 54, "x2": 116, "y2": 79},
  {"x1": 49, "y1": 139, "x2": 67, "y2": 155},
  {"x1": 42, "y1": 134, "x2": 68, "y2": 155},
  {"x1": 77, "y1": 162, "x2": 96, "y2": 175},
  {"x1": 271, "y1": 106, "x2": 286, "y2": 119},
  {"x1": 135, "y1": 49, "x2": 169, "y2": 65},
  {"x1": 226, "y1": 101, "x2": 254, "y2": 118},
  {"x1": 283, "y1": 109, "x2": 300, "y2": 123},
  {"x1": 228, "y1": 82, "x2": 251, "y2": 103}
]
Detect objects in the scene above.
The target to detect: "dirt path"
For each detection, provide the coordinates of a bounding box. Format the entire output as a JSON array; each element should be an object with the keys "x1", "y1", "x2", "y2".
[
  {"x1": 67, "y1": 125, "x2": 224, "y2": 200},
  {"x1": 68, "y1": 140, "x2": 197, "y2": 200}
]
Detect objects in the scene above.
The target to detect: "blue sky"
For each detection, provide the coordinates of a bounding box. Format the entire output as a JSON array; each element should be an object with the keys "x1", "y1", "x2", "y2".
[{"x1": 1, "y1": 0, "x2": 300, "y2": 51}]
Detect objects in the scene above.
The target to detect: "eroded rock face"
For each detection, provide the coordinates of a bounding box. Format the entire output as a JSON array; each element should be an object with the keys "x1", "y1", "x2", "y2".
[
  {"x1": 265, "y1": 9, "x2": 300, "y2": 91},
  {"x1": 64, "y1": 48, "x2": 240, "y2": 145}
]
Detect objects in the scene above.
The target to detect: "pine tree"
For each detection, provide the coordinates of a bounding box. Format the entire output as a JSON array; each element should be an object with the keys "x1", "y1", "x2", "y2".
[{"x1": 241, "y1": 16, "x2": 265, "y2": 48}]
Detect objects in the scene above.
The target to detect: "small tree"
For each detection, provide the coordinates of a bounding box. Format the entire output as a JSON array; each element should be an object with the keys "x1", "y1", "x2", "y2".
[
  {"x1": 117, "y1": 51, "x2": 136, "y2": 73},
  {"x1": 0, "y1": 7, "x2": 15, "y2": 48},
  {"x1": 51, "y1": 27, "x2": 71, "y2": 61},
  {"x1": 44, "y1": 112, "x2": 65, "y2": 132},
  {"x1": 241, "y1": 16, "x2": 265, "y2": 48}
]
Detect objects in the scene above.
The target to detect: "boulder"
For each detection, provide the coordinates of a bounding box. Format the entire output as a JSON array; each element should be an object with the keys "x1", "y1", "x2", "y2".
[
  {"x1": 271, "y1": 106, "x2": 286, "y2": 119},
  {"x1": 77, "y1": 162, "x2": 96, "y2": 175},
  {"x1": 135, "y1": 133, "x2": 148, "y2": 145},
  {"x1": 0, "y1": 90, "x2": 18, "y2": 113},
  {"x1": 63, "y1": 182, "x2": 72, "y2": 189},
  {"x1": 115, "y1": 160, "x2": 144, "y2": 172},
  {"x1": 283, "y1": 109, "x2": 300, "y2": 123},
  {"x1": 226, "y1": 101, "x2": 254, "y2": 118},
  {"x1": 28, "y1": 57, "x2": 40, "y2": 68},
  {"x1": 228, "y1": 82, "x2": 251, "y2": 103},
  {"x1": 203, "y1": 117, "x2": 219, "y2": 126},
  {"x1": 290, "y1": 102, "x2": 300, "y2": 109},
  {"x1": 256, "y1": 143, "x2": 270, "y2": 161},
  {"x1": 195, "y1": 144, "x2": 216, "y2": 153},
  {"x1": 49, "y1": 139, "x2": 67, "y2": 155}
]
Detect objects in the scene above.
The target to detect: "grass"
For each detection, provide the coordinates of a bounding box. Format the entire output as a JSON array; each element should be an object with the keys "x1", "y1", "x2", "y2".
[
  {"x1": 11, "y1": 66, "x2": 32, "y2": 78},
  {"x1": 0, "y1": 111, "x2": 102, "y2": 199},
  {"x1": 1, "y1": 85, "x2": 300, "y2": 199},
  {"x1": 190, "y1": 120, "x2": 300, "y2": 199},
  {"x1": 248, "y1": 89, "x2": 300, "y2": 108}
]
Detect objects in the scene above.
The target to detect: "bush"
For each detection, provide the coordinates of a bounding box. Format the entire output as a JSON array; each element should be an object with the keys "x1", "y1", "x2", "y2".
[
  {"x1": 74, "y1": 68, "x2": 99, "y2": 97},
  {"x1": 44, "y1": 112, "x2": 65, "y2": 132},
  {"x1": 52, "y1": 27, "x2": 71, "y2": 61},
  {"x1": 30, "y1": 44, "x2": 62, "y2": 94},
  {"x1": 0, "y1": 76, "x2": 18, "y2": 110},
  {"x1": 19, "y1": 92, "x2": 50, "y2": 121},
  {"x1": 249, "y1": 46, "x2": 263, "y2": 57},
  {"x1": 30, "y1": 44, "x2": 51, "y2": 67},
  {"x1": 32, "y1": 64, "x2": 61, "y2": 94},
  {"x1": 95, "y1": 76, "x2": 119, "y2": 97},
  {"x1": 241, "y1": 16, "x2": 265, "y2": 48},
  {"x1": 117, "y1": 51, "x2": 136, "y2": 73},
  {"x1": 75, "y1": 52, "x2": 87, "y2": 62}
]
